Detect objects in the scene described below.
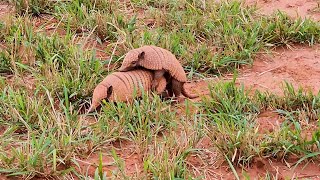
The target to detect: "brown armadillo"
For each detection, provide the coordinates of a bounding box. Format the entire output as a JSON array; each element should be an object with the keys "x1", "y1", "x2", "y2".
[
  {"x1": 88, "y1": 69, "x2": 167, "y2": 112},
  {"x1": 118, "y1": 45, "x2": 198, "y2": 99}
]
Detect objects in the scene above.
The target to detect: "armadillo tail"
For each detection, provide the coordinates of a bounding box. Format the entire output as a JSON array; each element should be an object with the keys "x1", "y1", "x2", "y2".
[{"x1": 182, "y1": 84, "x2": 199, "y2": 99}]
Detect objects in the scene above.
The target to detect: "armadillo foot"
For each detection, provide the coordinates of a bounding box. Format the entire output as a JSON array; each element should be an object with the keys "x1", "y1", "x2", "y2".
[
  {"x1": 159, "y1": 90, "x2": 170, "y2": 99},
  {"x1": 151, "y1": 80, "x2": 158, "y2": 91},
  {"x1": 169, "y1": 96, "x2": 185, "y2": 105},
  {"x1": 176, "y1": 96, "x2": 186, "y2": 103}
]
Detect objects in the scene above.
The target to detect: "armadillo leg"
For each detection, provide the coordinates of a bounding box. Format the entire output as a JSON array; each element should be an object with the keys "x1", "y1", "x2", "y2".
[
  {"x1": 172, "y1": 79, "x2": 183, "y2": 97},
  {"x1": 181, "y1": 83, "x2": 199, "y2": 99},
  {"x1": 171, "y1": 79, "x2": 186, "y2": 103},
  {"x1": 152, "y1": 70, "x2": 165, "y2": 91},
  {"x1": 167, "y1": 87, "x2": 174, "y2": 97},
  {"x1": 161, "y1": 81, "x2": 174, "y2": 99}
]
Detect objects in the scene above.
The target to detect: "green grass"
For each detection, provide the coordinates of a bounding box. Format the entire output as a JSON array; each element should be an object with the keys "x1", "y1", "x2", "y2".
[
  {"x1": 203, "y1": 80, "x2": 320, "y2": 167},
  {"x1": 3, "y1": 0, "x2": 320, "y2": 76},
  {"x1": 0, "y1": 0, "x2": 320, "y2": 179},
  {"x1": 0, "y1": 51, "x2": 12, "y2": 74}
]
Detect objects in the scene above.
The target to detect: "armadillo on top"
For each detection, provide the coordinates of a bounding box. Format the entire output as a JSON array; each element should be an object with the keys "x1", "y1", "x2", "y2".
[
  {"x1": 88, "y1": 69, "x2": 167, "y2": 113},
  {"x1": 119, "y1": 45, "x2": 198, "y2": 99}
]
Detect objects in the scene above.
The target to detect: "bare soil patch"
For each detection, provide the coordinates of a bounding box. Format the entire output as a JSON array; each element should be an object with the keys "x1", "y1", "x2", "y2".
[
  {"x1": 0, "y1": 125, "x2": 6, "y2": 136},
  {"x1": 247, "y1": 0, "x2": 320, "y2": 20},
  {"x1": 184, "y1": 80, "x2": 211, "y2": 102},
  {"x1": 32, "y1": 14, "x2": 67, "y2": 36},
  {"x1": 256, "y1": 110, "x2": 284, "y2": 133},
  {"x1": 185, "y1": 45, "x2": 320, "y2": 96},
  {"x1": 75, "y1": 140, "x2": 143, "y2": 178},
  {"x1": 234, "y1": 45, "x2": 320, "y2": 95},
  {"x1": 213, "y1": 158, "x2": 320, "y2": 179},
  {"x1": 82, "y1": 39, "x2": 110, "y2": 60},
  {"x1": 5, "y1": 74, "x2": 36, "y2": 91},
  {"x1": 0, "y1": 3, "x2": 13, "y2": 18}
]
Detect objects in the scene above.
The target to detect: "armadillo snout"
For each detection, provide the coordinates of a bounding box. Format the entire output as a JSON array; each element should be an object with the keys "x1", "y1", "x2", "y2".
[
  {"x1": 119, "y1": 66, "x2": 134, "y2": 72},
  {"x1": 88, "y1": 83, "x2": 111, "y2": 112}
]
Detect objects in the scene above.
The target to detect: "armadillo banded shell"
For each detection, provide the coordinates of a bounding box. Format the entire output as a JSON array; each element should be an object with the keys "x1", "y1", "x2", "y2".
[
  {"x1": 136, "y1": 46, "x2": 162, "y2": 70},
  {"x1": 100, "y1": 70, "x2": 166, "y2": 102},
  {"x1": 162, "y1": 48, "x2": 187, "y2": 83},
  {"x1": 140, "y1": 46, "x2": 187, "y2": 82},
  {"x1": 89, "y1": 69, "x2": 167, "y2": 112},
  {"x1": 121, "y1": 45, "x2": 187, "y2": 82}
]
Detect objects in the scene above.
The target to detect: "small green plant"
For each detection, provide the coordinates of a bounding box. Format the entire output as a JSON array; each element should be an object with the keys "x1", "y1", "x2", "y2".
[
  {"x1": 97, "y1": 93, "x2": 175, "y2": 140},
  {"x1": 94, "y1": 152, "x2": 108, "y2": 180},
  {"x1": 92, "y1": 12, "x2": 120, "y2": 42},
  {"x1": 260, "y1": 11, "x2": 320, "y2": 46},
  {"x1": 12, "y1": 0, "x2": 55, "y2": 15},
  {"x1": 0, "y1": 51, "x2": 12, "y2": 74}
]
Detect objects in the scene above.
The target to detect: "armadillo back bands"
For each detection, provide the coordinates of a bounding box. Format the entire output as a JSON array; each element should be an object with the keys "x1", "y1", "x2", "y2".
[
  {"x1": 120, "y1": 45, "x2": 188, "y2": 83},
  {"x1": 89, "y1": 69, "x2": 167, "y2": 112}
]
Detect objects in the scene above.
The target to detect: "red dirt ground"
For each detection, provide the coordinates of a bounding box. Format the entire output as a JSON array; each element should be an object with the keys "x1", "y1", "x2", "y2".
[
  {"x1": 75, "y1": 140, "x2": 144, "y2": 178},
  {"x1": 215, "y1": 159, "x2": 320, "y2": 179},
  {"x1": 185, "y1": 1, "x2": 320, "y2": 179},
  {"x1": 235, "y1": 44, "x2": 320, "y2": 95},
  {"x1": 186, "y1": 44, "x2": 320, "y2": 98},
  {"x1": 247, "y1": 0, "x2": 320, "y2": 21},
  {"x1": 0, "y1": 4, "x2": 12, "y2": 16}
]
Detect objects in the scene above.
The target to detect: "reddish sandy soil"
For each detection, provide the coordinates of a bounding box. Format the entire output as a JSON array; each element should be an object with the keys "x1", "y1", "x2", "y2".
[
  {"x1": 75, "y1": 140, "x2": 144, "y2": 178},
  {"x1": 183, "y1": 1, "x2": 320, "y2": 179},
  {"x1": 235, "y1": 44, "x2": 320, "y2": 95},
  {"x1": 186, "y1": 44, "x2": 320, "y2": 97},
  {"x1": 0, "y1": 3, "x2": 12, "y2": 15},
  {"x1": 215, "y1": 159, "x2": 320, "y2": 179},
  {"x1": 247, "y1": 0, "x2": 320, "y2": 21}
]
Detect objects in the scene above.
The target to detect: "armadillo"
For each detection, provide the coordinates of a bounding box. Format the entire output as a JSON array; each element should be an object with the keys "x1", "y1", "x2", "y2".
[
  {"x1": 118, "y1": 45, "x2": 198, "y2": 99},
  {"x1": 88, "y1": 69, "x2": 167, "y2": 112}
]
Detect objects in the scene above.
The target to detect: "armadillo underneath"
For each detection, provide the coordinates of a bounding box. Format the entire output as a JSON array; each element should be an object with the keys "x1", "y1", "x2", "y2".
[{"x1": 88, "y1": 69, "x2": 167, "y2": 112}]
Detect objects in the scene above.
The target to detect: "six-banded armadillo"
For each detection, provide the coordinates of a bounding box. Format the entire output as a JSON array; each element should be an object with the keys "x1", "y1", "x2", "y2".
[
  {"x1": 118, "y1": 45, "x2": 198, "y2": 99},
  {"x1": 88, "y1": 69, "x2": 167, "y2": 112}
]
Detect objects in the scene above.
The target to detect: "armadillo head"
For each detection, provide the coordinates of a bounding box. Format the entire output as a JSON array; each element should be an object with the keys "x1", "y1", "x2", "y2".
[
  {"x1": 119, "y1": 50, "x2": 145, "y2": 72},
  {"x1": 87, "y1": 85, "x2": 113, "y2": 113}
]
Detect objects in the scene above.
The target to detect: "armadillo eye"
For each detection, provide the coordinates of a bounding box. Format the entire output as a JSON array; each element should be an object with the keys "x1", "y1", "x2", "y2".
[{"x1": 131, "y1": 61, "x2": 137, "y2": 65}]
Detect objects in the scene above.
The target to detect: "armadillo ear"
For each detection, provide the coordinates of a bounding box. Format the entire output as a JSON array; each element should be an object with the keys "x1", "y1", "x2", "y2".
[
  {"x1": 107, "y1": 86, "x2": 113, "y2": 98},
  {"x1": 138, "y1": 51, "x2": 145, "y2": 59}
]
